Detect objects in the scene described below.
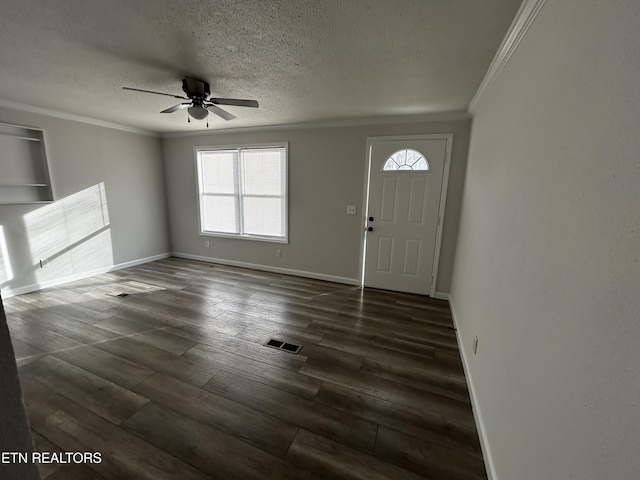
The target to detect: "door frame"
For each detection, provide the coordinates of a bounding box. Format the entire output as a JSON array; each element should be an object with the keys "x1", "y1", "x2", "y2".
[{"x1": 359, "y1": 133, "x2": 453, "y2": 297}]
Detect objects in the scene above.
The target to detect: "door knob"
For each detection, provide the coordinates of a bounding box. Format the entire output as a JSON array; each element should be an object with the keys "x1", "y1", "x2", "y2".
[{"x1": 367, "y1": 227, "x2": 373, "y2": 232}]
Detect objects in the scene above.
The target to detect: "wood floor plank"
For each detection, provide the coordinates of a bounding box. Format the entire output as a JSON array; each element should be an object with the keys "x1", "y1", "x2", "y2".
[
  {"x1": 310, "y1": 316, "x2": 459, "y2": 351},
  {"x1": 32, "y1": 431, "x2": 65, "y2": 479},
  {"x1": 337, "y1": 302, "x2": 424, "y2": 321},
  {"x1": 48, "y1": 297, "x2": 128, "y2": 317},
  {"x1": 4, "y1": 292, "x2": 61, "y2": 312},
  {"x1": 19, "y1": 309, "x2": 121, "y2": 345},
  {"x1": 95, "y1": 337, "x2": 214, "y2": 387},
  {"x1": 435, "y1": 348, "x2": 466, "y2": 371},
  {"x1": 130, "y1": 329, "x2": 198, "y2": 355},
  {"x1": 180, "y1": 287, "x2": 260, "y2": 309},
  {"x1": 234, "y1": 321, "x2": 325, "y2": 345},
  {"x1": 53, "y1": 345, "x2": 154, "y2": 389},
  {"x1": 318, "y1": 332, "x2": 436, "y2": 365},
  {"x1": 39, "y1": 302, "x2": 114, "y2": 325},
  {"x1": 132, "y1": 373, "x2": 299, "y2": 458},
  {"x1": 106, "y1": 272, "x2": 185, "y2": 290},
  {"x1": 301, "y1": 358, "x2": 472, "y2": 422},
  {"x1": 172, "y1": 325, "x2": 308, "y2": 372},
  {"x1": 7, "y1": 317, "x2": 83, "y2": 354},
  {"x1": 165, "y1": 310, "x2": 253, "y2": 336},
  {"x1": 285, "y1": 428, "x2": 424, "y2": 480},
  {"x1": 391, "y1": 327, "x2": 459, "y2": 352},
  {"x1": 204, "y1": 371, "x2": 378, "y2": 452},
  {"x1": 314, "y1": 382, "x2": 482, "y2": 453},
  {"x1": 19, "y1": 356, "x2": 149, "y2": 425},
  {"x1": 33, "y1": 402, "x2": 212, "y2": 480},
  {"x1": 361, "y1": 357, "x2": 471, "y2": 403},
  {"x1": 122, "y1": 402, "x2": 317, "y2": 480},
  {"x1": 297, "y1": 342, "x2": 365, "y2": 370},
  {"x1": 19, "y1": 376, "x2": 71, "y2": 426},
  {"x1": 340, "y1": 299, "x2": 452, "y2": 322},
  {"x1": 374, "y1": 425, "x2": 487, "y2": 480},
  {"x1": 122, "y1": 291, "x2": 226, "y2": 323},
  {"x1": 183, "y1": 343, "x2": 322, "y2": 399},
  {"x1": 16, "y1": 354, "x2": 46, "y2": 367},
  {"x1": 45, "y1": 464, "x2": 108, "y2": 480},
  {"x1": 93, "y1": 313, "x2": 178, "y2": 336},
  {"x1": 350, "y1": 313, "x2": 457, "y2": 339},
  {"x1": 218, "y1": 308, "x2": 314, "y2": 329},
  {"x1": 10, "y1": 337, "x2": 46, "y2": 359},
  {"x1": 255, "y1": 300, "x2": 342, "y2": 322},
  {"x1": 396, "y1": 296, "x2": 452, "y2": 313}
]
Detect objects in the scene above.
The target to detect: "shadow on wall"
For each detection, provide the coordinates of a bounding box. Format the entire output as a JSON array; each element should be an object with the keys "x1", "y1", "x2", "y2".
[{"x1": 0, "y1": 183, "x2": 114, "y2": 295}]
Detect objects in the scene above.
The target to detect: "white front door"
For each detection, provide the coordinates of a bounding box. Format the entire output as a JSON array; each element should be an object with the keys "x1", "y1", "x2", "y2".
[{"x1": 363, "y1": 136, "x2": 450, "y2": 295}]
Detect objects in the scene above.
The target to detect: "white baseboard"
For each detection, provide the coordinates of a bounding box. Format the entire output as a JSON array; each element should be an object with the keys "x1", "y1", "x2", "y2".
[
  {"x1": 171, "y1": 252, "x2": 360, "y2": 286},
  {"x1": 433, "y1": 292, "x2": 449, "y2": 300},
  {"x1": 112, "y1": 253, "x2": 171, "y2": 271},
  {"x1": 448, "y1": 293, "x2": 496, "y2": 480},
  {"x1": 0, "y1": 252, "x2": 170, "y2": 299}
]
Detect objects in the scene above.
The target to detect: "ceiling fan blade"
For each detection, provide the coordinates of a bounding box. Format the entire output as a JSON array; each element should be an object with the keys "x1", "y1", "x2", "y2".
[
  {"x1": 161, "y1": 102, "x2": 191, "y2": 114},
  {"x1": 210, "y1": 98, "x2": 259, "y2": 108},
  {"x1": 205, "y1": 104, "x2": 236, "y2": 121},
  {"x1": 123, "y1": 86, "x2": 186, "y2": 100}
]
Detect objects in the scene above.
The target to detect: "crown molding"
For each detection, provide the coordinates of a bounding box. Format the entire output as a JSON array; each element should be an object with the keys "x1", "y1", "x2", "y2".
[
  {"x1": 160, "y1": 111, "x2": 471, "y2": 138},
  {"x1": 0, "y1": 102, "x2": 471, "y2": 140},
  {"x1": 0, "y1": 98, "x2": 158, "y2": 137},
  {"x1": 469, "y1": 0, "x2": 547, "y2": 114}
]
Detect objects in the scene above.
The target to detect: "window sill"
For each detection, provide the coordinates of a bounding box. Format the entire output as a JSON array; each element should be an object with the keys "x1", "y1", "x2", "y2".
[{"x1": 200, "y1": 232, "x2": 288, "y2": 244}]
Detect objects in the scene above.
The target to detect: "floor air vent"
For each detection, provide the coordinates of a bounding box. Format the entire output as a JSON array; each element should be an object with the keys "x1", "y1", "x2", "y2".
[{"x1": 264, "y1": 338, "x2": 301, "y2": 354}]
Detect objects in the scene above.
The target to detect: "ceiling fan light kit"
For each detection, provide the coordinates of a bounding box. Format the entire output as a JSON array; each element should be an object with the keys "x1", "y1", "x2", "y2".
[
  {"x1": 188, "y1": 105, "x2": 209, "y2": 120},
  {"x1": 122, "y1": 77, "x2": 259, "y2": 125}
]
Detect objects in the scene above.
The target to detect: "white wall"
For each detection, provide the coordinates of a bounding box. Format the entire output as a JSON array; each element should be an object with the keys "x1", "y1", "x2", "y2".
[
  {"x1": 162, "y1": 118, "x2": 470, "y2": 293},
  {"x1": 0, "y1": 107, "x2": 169, "y2": 296},
  {"x1": 451, "y1": 1, "x2": 640, "y2": 479}
]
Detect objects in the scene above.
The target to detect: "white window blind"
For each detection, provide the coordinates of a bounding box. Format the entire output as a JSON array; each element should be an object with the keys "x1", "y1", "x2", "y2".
[{"x1": 196, "y1": 145, "x2": 288, "y2": 242}]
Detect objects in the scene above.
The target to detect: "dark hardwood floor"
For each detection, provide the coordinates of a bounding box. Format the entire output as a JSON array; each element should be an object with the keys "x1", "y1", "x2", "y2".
[{"x1": 5, "y1": 257, "x2": 486, "y2": 479}]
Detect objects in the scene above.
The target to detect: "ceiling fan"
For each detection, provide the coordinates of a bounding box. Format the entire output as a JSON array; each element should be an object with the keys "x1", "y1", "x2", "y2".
[{"x1": 123, "y1": 77, "x2": 258, "y2": 124}]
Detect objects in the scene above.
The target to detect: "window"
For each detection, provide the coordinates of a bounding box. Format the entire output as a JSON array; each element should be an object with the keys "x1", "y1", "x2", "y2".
[
  {"x1": 383, "y1": 149, "x2": 429, "y2": 171},
  {"x1": 196, "y1": 145, "x2": 288, "y2": 243}
]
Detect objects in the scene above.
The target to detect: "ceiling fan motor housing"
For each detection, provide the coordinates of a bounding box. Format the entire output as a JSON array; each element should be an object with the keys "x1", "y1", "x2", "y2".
[{"x1": 182, "y1": 77, "x2": 210, "y2": 99}]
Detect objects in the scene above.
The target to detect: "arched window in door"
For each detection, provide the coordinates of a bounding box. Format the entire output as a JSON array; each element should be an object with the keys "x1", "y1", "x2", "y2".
[{"x1": 383, "y1": 149, "x2": 429, "y2": 171}]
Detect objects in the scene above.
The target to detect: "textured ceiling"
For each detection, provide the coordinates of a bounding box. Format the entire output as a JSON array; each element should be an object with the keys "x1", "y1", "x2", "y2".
[{"x1": 0, "y1": 0, "x2": 522, "y2": 133}]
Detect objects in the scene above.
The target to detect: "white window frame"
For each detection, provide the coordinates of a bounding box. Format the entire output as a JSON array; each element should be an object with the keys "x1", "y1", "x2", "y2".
[{"x1": 195, "y1": 143, "x2": 288, "y2": 244}]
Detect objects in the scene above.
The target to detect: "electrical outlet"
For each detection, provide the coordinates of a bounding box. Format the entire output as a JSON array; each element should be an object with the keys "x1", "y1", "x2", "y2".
[
  {"x1": 346, "y1": 205, "x2": 357, "y2": 215},
  {"x1": 276, "y1": 249, "x2": 282, "y2": 257},
  {"x1": 205, "y1": 240, "x2": 210, "y2": 248},
  {"x1": 473, "y1": 336, "x2": 478, "y2": 355}
]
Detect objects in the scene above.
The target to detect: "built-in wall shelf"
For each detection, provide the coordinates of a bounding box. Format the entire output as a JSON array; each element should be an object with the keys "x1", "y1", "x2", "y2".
[
  {"x1": 0, "y1": 183, "x2": 49, "y2": 187},
  {"x1": 0, "y1": 122, "x2": 53, "y2": 204},
  {"x1": 0, "y1": 132, "x2": 42, "y2": 142}
]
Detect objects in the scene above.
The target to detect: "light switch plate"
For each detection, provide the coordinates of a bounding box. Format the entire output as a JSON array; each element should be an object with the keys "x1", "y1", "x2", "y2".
[{"x1": 346, "y1": 205, "x2": 357, "y2": 215}]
